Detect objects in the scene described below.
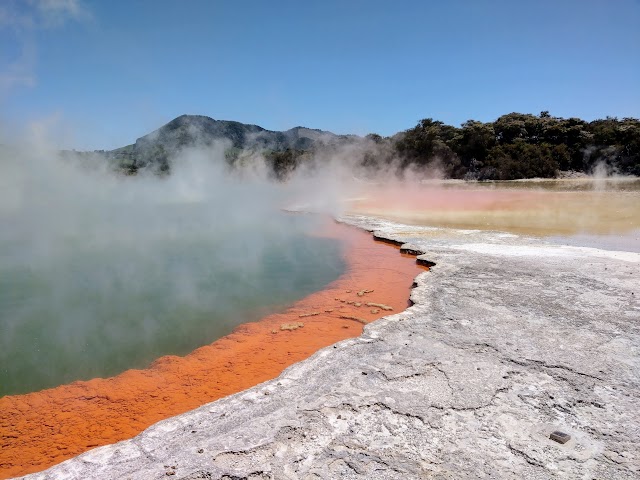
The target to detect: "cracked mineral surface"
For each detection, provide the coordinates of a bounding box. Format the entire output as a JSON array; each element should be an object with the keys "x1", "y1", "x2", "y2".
[{"x1": 16, "y1": 215, "x2": 640, "y2": 480}]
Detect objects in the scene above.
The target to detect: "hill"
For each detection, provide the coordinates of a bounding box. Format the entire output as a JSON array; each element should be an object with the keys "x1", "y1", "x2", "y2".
[{"x1": 100, "y1": 115, "x2": 359, "y2": 174}]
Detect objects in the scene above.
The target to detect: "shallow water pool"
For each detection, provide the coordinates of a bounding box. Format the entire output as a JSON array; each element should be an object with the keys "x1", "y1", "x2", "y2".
[{"x1": 0, "y1": 213, "x2": 345, "y2": 397}]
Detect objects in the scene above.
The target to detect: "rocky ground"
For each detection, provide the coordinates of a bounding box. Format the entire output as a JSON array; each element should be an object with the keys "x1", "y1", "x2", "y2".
[{"x1": 18, "y1": 216, "x2": 639, "y2": 480}]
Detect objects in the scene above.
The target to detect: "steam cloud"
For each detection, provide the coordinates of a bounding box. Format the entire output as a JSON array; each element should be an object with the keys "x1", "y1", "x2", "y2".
[{"x1": 0, "y1": 133, "x2": 351, "y2": 396}]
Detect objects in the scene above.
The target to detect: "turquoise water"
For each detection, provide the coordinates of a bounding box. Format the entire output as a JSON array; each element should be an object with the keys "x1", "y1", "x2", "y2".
[{"x1": 0, "y1": 213, "x2": 345, "y2": 397}]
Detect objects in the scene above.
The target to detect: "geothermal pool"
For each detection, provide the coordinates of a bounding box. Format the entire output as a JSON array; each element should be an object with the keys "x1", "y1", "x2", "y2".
[
  {"x1": 0, "y1": 220, "x2": 425, "y2": 478},
  {"x1": 0, "y1": 148, "x2": 356, "y2": 398},
  {"x1": 0, "y1": 213, "x2": 345, "y2": 397},
  {"x1": 349, "y1": 178, "x2": 640, "y2": 252}
]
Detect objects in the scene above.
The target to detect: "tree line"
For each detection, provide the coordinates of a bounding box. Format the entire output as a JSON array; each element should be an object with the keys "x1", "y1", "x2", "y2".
[
  {"x1": 386, "y1": 112, "x2": 640, "y2": 179},
  {"x1": 259, "y1": 112, "x2": 640, "y2": 181}
]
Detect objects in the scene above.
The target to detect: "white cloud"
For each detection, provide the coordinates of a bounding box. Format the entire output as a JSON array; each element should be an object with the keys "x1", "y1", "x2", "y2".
[
  {"x1": 0, "y1": 0, "x2": 89, "y2": 97},
  {"x1": 0, "y1": 38, "x2": 37, "y2": 91},
  {"x1": 0, "y1": 4, "x2": 34, "y2": 30},
  {"x1": 31, "y1": 0, "x2": 90, "y2": 26},
  {"x1": 0, "y1": 70, "x2": 37, "y2": 91}
]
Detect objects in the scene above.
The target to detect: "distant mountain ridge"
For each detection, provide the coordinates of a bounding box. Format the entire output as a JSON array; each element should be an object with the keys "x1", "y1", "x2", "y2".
[{"x1": 105, "y1": 115, "x2": 359, "y2": 172}]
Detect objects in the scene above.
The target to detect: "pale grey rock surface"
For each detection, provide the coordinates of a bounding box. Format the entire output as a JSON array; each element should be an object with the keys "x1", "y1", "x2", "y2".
[{"x1": 18, "y1": 215, "x2": 640, "y2": 480}]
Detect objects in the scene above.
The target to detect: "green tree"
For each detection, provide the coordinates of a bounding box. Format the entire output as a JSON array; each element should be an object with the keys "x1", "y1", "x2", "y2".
[
  {"x1": 452, "y1": 120, "x2": 496, "y2": 167},
  {"x1": 485, "y1": 141, "x2": 559, "y2": 179}
]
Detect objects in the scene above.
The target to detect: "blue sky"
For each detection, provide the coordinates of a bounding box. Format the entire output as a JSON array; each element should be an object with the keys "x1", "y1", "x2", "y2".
[{"x1": 1, "y1": 0, "x2": 639, "y2": 150}]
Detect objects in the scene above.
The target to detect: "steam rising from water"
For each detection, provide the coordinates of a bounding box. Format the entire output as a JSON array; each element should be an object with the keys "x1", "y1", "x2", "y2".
[{"x1": 0, "y1": 142, "x2": 346, "y2": 396}]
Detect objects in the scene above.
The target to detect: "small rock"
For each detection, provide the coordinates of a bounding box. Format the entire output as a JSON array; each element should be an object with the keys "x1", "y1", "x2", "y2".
[
  {"x1": 365, "y1": 302, "x2": 393, "y2": 311},
  {"x1": 339, "y1": 315, "x2": 368, "y2": 324},
  {"x1": 549, "y1": 431, "x2": 571, "y2": 444},
  {"x1": 280, "y1": 322, "x2": 304, "y2": 331}
]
